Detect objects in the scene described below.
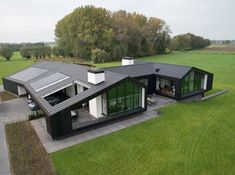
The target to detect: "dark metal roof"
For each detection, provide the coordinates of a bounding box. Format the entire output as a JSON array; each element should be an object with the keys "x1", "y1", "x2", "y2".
[
  {"x1": 5, "y1": 61, "x2": 127, "y2": 116},
  {"x1": 4, "y1": 60, "x2": 204, "y2": 116},
  {"x1": 106, "y1": 62, "x2": 192, "y2": 79}
]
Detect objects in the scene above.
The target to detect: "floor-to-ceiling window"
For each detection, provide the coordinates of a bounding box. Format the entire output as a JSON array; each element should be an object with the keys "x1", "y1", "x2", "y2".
[
  {"x1": 156, "y1": 77, "x2": 175, "y2": 97},
  {"x1": 102, "y1": 80, "x2": 143, "y2": 115},
  {"x1": 181, "y1": 71, "x2": 204, "y2": 95}
]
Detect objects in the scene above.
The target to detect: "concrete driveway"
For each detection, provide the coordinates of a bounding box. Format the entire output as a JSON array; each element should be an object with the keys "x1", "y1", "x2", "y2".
[
  {"x1": 0, "y1": 97, "x2": 30, "y2": 122},
  {"x1": 0, "y1": 97, "x2": 31, "y2": 175}
]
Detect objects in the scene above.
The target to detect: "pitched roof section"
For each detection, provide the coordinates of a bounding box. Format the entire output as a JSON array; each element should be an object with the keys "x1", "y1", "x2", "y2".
[
  {"x1": 106, "y1": 62, "x2": 192, "y2": 79},
  {"x1": 106, "y1": 63, "x2": 155, "y2": 77},
  {"x1": 6, "y1": 61, "x2": 127, "y2": 116},
  {"x1": 5, "y1": 60, "x2": 194, "y2": 116},
  {"x1": 154, "y1": 63, "x2": 192, "y2": 78}
]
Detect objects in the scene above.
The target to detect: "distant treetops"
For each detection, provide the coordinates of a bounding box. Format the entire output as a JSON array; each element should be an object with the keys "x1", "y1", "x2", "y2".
[
  {"x1": 55, "y1": 5, "x2": 171, "y2": 63},
  {"x1": 170, "y1": 33, "x2": 211, "y2": 51},
  {"x1": 0, "y1": 6, "x2": 211, "y2": 62}
]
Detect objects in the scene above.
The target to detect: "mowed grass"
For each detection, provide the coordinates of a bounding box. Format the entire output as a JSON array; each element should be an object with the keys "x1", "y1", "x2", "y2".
[
  {"x1": 51, "y1": 51, "x2": 235, "y2": 175},
  {"x1": 0, "y1": 52, "x2": 34, "y2": 84}
]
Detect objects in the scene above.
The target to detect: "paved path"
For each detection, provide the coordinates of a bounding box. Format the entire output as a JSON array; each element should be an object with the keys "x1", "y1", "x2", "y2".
[
  {"x1": 31, "y1": 95, "x2": 176, "y2": 153},
  {"x1": 0, "y1": 97, "x2": 30, "y2": 175}
]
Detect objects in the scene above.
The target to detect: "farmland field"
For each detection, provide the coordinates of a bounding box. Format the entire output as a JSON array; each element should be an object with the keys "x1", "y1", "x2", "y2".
[
  {"x1": 50, "y1": 51, "x2": 235, "y2": 175},
  {"x1": 0, "y1": 52, "x2": 34, "y2": 84}
]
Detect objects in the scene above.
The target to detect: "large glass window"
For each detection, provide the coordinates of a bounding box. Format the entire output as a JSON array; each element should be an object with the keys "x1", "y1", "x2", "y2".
[
  {"x1": 181, "y1": 71, "x2": 204, "y2": 95},
  {"x1": 156, "y1": 78, "x2": 175, "y2": 97},
  {"x1": 103, "y1": 80, "x2": 143, "y2": 115}
]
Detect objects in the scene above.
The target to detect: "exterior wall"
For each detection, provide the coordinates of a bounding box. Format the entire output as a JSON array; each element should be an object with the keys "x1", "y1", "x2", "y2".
[
  {"x1": 2, "y1": 78, "x2": 19, "y2": 95},
  {"x1": 66, "y1": 85, "x2": 75, "y2": 97},
  {"x1": 76, "y1": 84, "x2": 84, "y2": 93},
  {"x1": 88, "y1": 72, "x2": 105, "y2": 84},
  {"x1": 148, "y1": 75, "x2": 156, "y2": 94},
  {"x1": 46, "y1": 110, "x2": 73, "y2": 139},
  {"x1": 141, "y1": 88, "x2": 145, "y2": 108},
  {"x1": 17, "y1": 85, "x2": 27, "y2": 96},
  {"x1": 203, "y1": 74, "x2": 208, "y2": 90},
  {"x1": 44, "y1": 78, "x2": 147, "y2": 140},
  {"x1": 179, "y1": 69, "x2": 213, "y2": 100},
  {"x1": 180, "y1": 93, "x2": 202, "y2": 102},
  {"x1": 122, "y1": 59, "x2": 134, "y2": 66},
  {"x1": 89, "y1": 95, "x2": 103, "y2": 118},
  {"x1": 206, "y1": 73, "x2": 213, "y2": 90}
]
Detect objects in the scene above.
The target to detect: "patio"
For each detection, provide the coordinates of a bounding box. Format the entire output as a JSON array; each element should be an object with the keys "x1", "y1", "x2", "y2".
[
  {"x1": 30, "y1": 94, "x2": 176, "y2": 153},
  {"x1": 72, "y1": 108, "x2": 96, "y2": 129}
]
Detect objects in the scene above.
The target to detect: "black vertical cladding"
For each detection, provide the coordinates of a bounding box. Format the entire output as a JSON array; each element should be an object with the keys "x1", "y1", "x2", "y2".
[
  {"x1": 147, "y1": 75, "x2": 156, "y2": 94},
  {"x1": 48, "y1": 110, "x2": 73, "y2": 139},
  {"x1": 175, "y1": 79, "x2": 182, "y2": 100},
  {"x1": 2, "y1": 78, "x2": 19, "y2": 95},
  {"x1": 44, "y1": 115, "x2": 52, "y2": 136},
  {"x1": 207, "y1": 73, "x2": 213, "y2": 90}
]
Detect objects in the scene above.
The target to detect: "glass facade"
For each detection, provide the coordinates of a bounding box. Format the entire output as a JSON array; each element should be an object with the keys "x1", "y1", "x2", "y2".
[
  {"x1": 181, "y1": 71, "x2": 204, "y2": 95},
  {"x1": 102, "y1": 80, "x2": 143, "y2": 115},
  {"x1": 156, "y1": 78, "x2": 175, "y2": 97}
]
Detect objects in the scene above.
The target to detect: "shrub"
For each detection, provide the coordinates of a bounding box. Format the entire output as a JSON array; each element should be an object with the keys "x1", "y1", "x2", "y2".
[
  {"x1": 0, "y1": 47, "x2": 13, "y2": 61},
  {"x1": 19, "y1": 47, "x2": 33, "y2": 59},
  {"x1": 91, "y1": 48, "x2": 108, "y2": 63},
  {"x1": 52, "y1": 47, "x2": 60, "y2": 57},
  {"x1": 28, "y1": 111, "x2": 45, "y2": 121}
]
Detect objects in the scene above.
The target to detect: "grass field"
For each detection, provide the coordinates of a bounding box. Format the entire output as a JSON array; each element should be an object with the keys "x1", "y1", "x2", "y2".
[
  {"x1": 0, "y1": 52, "x2": 34, "y2": 84},
  {"x1": 50, "y1": 51, "x2": 235, "y2": 175}
]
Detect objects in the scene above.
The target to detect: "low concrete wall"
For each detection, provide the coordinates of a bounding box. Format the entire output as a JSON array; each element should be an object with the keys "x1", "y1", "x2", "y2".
[
  {"x1": 180, "y1": 94, "x2": 202, "y2": 102},
  {"x1": 201, "y1": 90, "x2": 228, "y2": 101}
]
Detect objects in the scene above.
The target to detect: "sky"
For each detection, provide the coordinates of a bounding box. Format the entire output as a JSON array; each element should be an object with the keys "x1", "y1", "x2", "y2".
[{"x1": 0, "y1": 0, "x2": 234, "y2": 43}]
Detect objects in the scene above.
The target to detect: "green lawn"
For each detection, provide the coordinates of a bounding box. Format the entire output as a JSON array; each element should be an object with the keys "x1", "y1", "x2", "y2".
[
  {"x1": 50, "y1": 51, "x2": 235, "y2": 175},
  {"x1": 0, "y1": 52, "x2": 34, "y2": 84}
]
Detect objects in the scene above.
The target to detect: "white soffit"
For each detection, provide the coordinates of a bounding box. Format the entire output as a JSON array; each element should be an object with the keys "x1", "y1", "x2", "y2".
[
  {"x1": 30, "y1": 73, "x2": 70, "y2": 92},
  {"x1": 10, "y1": 67, "x2": 48, "y2": 82}
]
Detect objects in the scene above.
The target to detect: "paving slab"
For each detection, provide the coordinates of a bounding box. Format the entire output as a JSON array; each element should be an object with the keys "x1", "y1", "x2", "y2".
[{"x1": 31, "y1": 95, "x2": 176, "y2": 153}]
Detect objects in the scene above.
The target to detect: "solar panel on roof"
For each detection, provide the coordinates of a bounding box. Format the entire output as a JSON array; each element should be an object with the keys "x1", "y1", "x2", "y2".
[
  {"x1": 30, "y1": 73, "x2": 70, "y2": 92},
  {"x1": 10, "y1": 67, "x2": 48, "y2": 82}
]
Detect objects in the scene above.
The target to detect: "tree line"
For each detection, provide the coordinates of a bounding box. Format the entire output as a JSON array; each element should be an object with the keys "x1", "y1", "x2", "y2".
[
  {"x1": 0, "y1": 42, "x2": 45, "y2": 52},
  {"x1": 170, "y1": 33, "x2": 211, "y2": 51},
  {"x1": 0, "y1": 6, "x2": 211, "y2": 62},
  {"x1": 0, "y1": 45, "x2": 55, "y2": 61},
  {"x1": 55, "y1": 5, "x2": 171, "y2": 63}
]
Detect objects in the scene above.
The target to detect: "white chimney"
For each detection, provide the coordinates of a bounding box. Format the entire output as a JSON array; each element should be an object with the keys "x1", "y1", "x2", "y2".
[
  {"x1": 122, "y1": 57, "x2": 134, "y2": 66},
  {"x1": 88, "y1": 69, "x2": 105, "y2": 85}
]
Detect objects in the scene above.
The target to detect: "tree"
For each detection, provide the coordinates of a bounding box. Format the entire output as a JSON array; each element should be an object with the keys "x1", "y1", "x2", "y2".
[
  {"x1": 52, "y1": 47, "x2": 60, "y2": 57},
  {"x1": 170, "y1": 33, "x2": 210, "y2": 51},
  {"x1": 19, "y1": 47, "x2": 32, "y2": 59},
  {"x1": 0, "y1": 47, "x2": 13, "y2": 61},
  {"x1": 55, "y1": 5, "x2": 114, "y2": 60},
  {"x1": 91, "y1": 48, "x2": 108, "y2": 63},
  {"x1": 55, "y1": 6, "x2": 171, "y2": 61}
]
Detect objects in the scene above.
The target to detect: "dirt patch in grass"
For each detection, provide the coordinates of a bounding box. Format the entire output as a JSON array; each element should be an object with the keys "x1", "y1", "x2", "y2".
[
  {"x1": 5, "y1": 121, "x2": 56, "y2": 175},
  {"x1": 203, "y1": 46, "x2": 235, "y2": 52},
  {"x1": 0, "y1": 91, "x2": 17, "y2": 102}
]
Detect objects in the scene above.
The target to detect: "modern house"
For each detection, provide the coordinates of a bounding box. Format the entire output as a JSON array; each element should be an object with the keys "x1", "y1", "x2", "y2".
[{"x1": 3, "y1": 57, "x2": 213, "y2": 139}]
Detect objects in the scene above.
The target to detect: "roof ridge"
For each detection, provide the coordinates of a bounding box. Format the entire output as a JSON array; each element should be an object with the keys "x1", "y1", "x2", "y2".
[
  {"x1": 153, "y1": 62, "x2": 192, "y2": 68},
  {"x1": 104, "y1": 61, "x2": 152, "y2": 69}
]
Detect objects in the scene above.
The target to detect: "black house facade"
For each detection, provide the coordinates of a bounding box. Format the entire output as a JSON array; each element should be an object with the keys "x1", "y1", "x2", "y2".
[{"x1": 3, "y1": 57, "x2": 213, "y2": 139}]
